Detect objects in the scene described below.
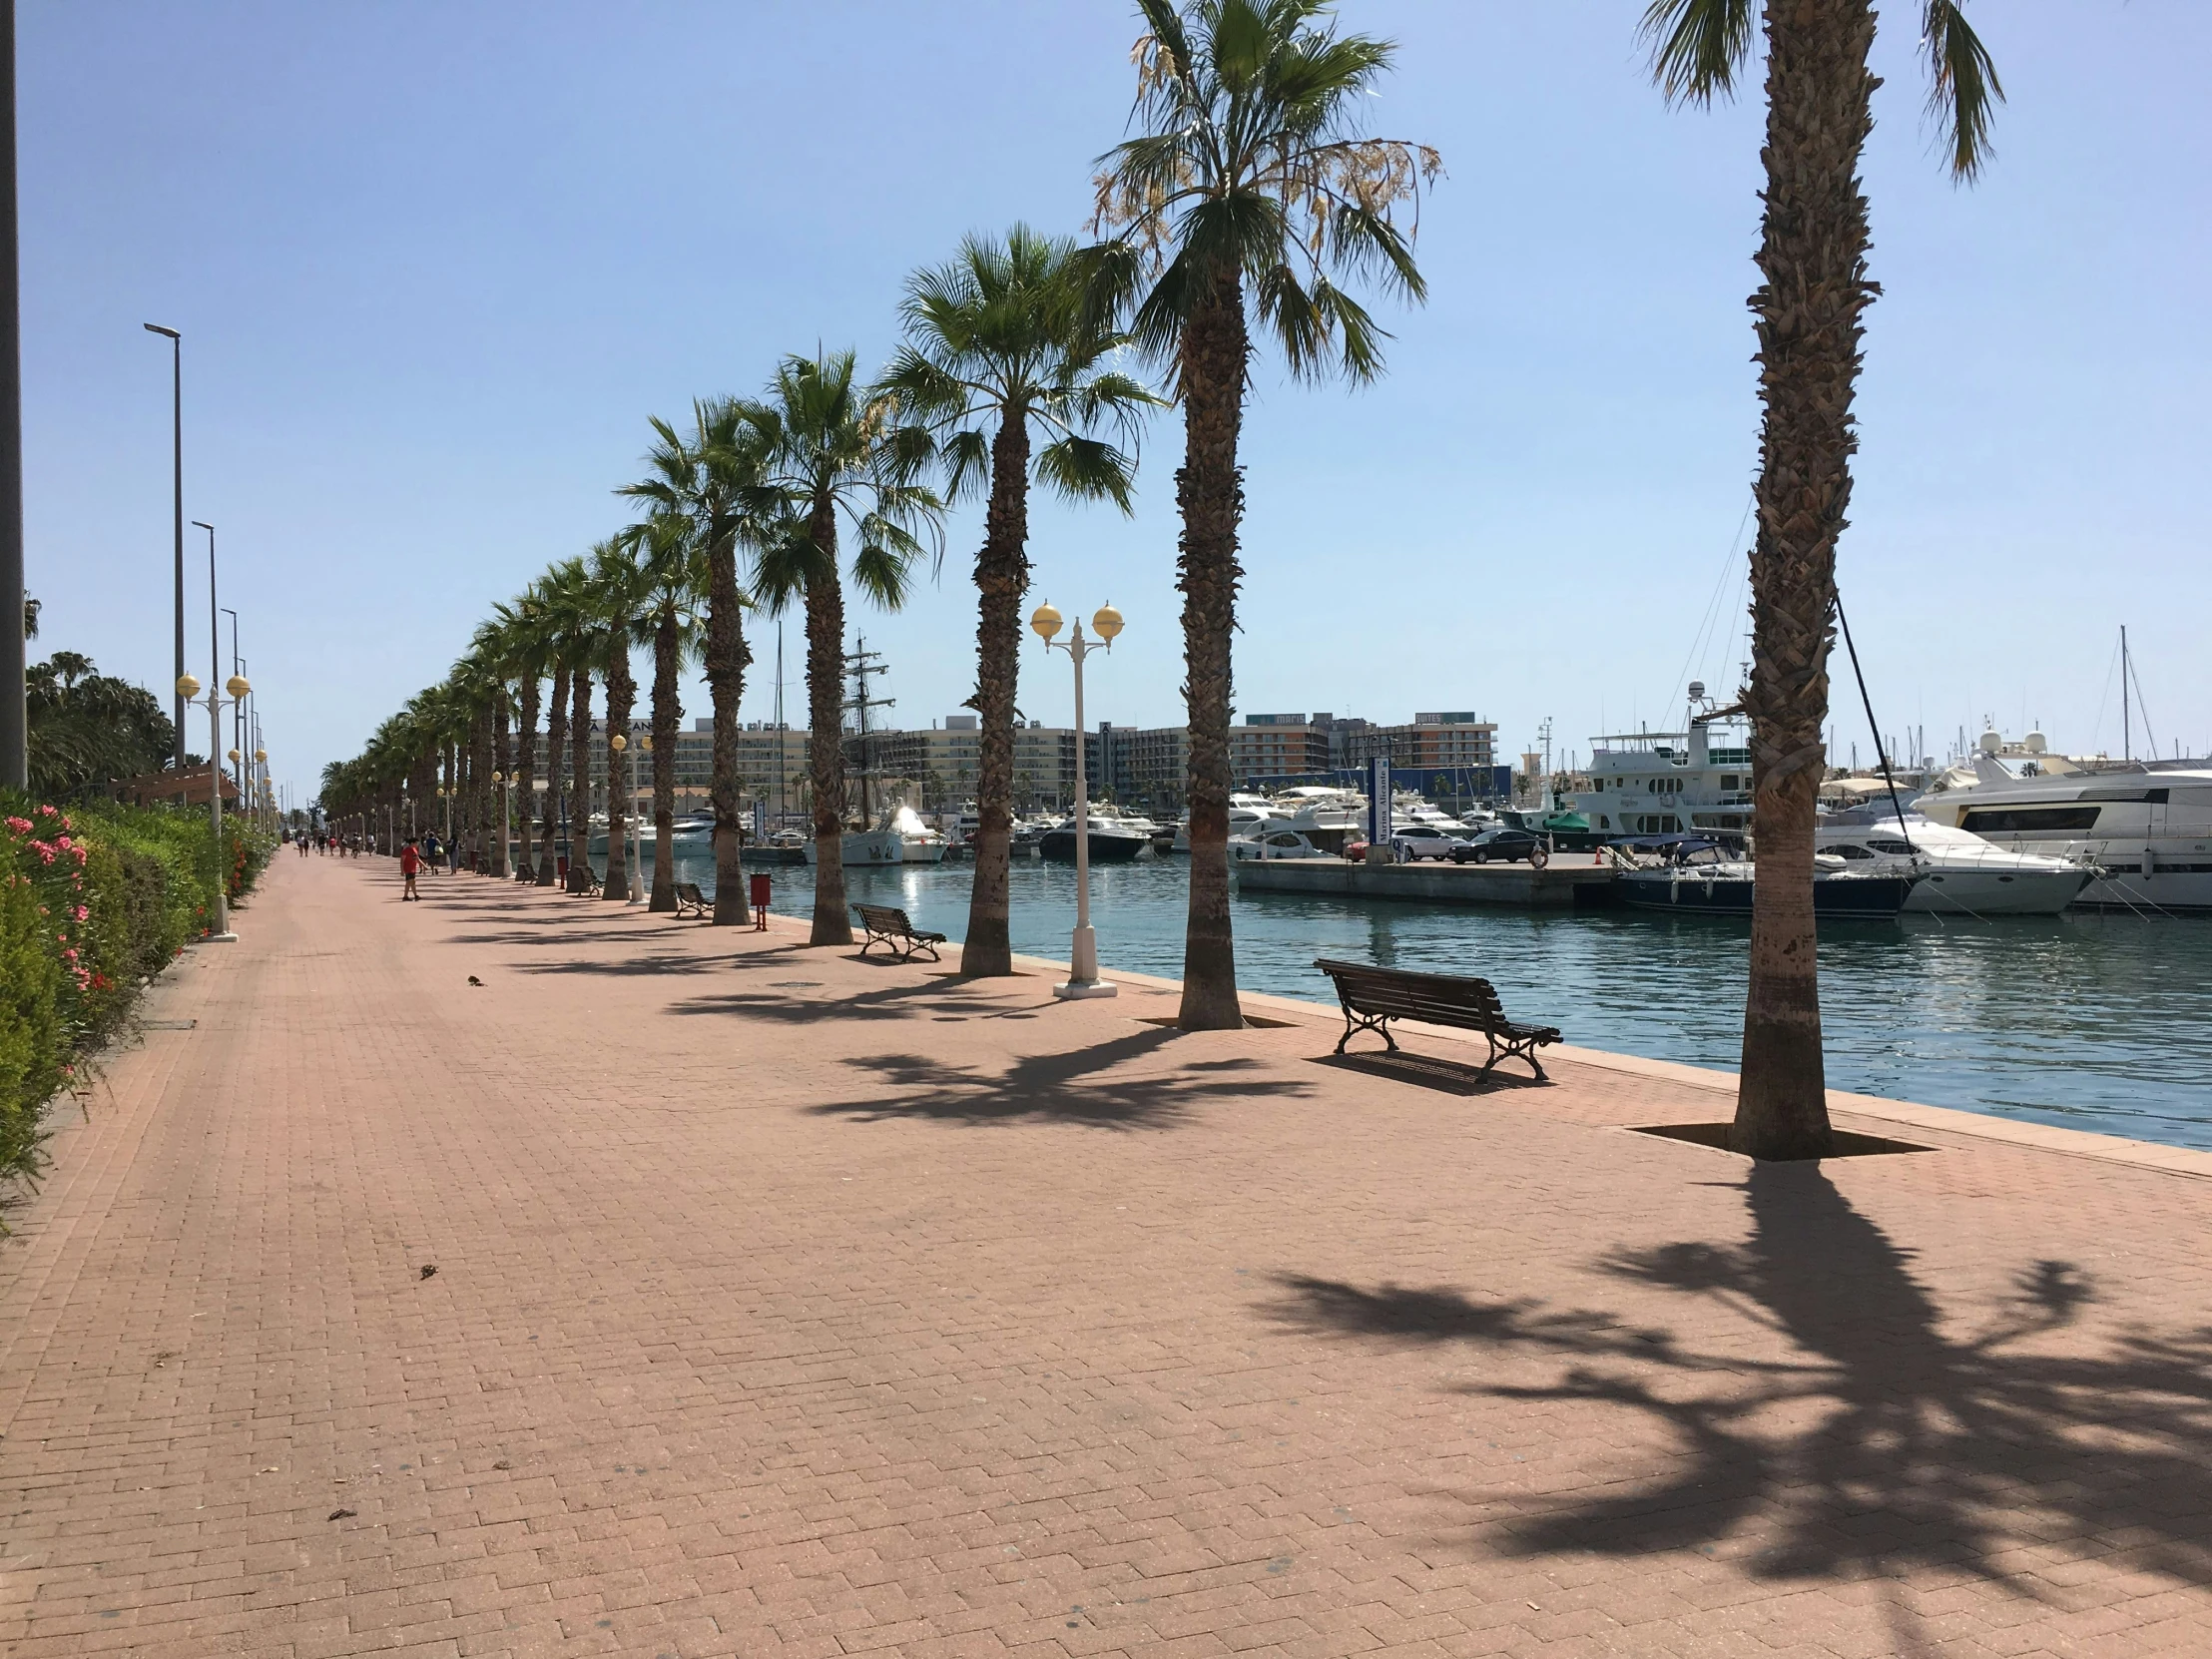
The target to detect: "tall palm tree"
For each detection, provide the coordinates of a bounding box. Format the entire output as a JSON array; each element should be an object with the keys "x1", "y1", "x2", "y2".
[
  {"x1": 880, "y1": 227, "x2": 1158, "y2": 977},
  {"x1": 586, "y1": 537, "x2": 652, "y2": 903},
  {"x1": 540, "y1": 556, "x2": 600, "y2": 892},
  {"x1": 1088, "y1": 0, "x2": 1439, "y2": 1028},
  {"x1": 621, "y1": 511, "x2": 705, "y2": 911},
  {"x1": 618, "y1": 400, "x2": 768, "y2": 923},
  {"x1": 1641, "y1": 0, "x2": 2000, "y2": 1159},
  {"x1": 740, "y1": 351, "x2": 942, "y2": 946}
]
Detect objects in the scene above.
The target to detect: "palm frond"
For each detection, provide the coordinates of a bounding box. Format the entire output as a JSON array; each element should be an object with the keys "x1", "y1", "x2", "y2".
[
  {"x1": 1923, "y1": 0, "x2": 2003, "y2": 181},
  {"x1": 1640, "y1": 0, "x2": 1755, "y2": 107}
]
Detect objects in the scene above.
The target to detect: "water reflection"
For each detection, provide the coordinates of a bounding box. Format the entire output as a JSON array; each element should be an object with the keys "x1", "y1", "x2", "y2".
[{"x1": 650, "y1": 849, "x2": 2211, "y2": 1150}]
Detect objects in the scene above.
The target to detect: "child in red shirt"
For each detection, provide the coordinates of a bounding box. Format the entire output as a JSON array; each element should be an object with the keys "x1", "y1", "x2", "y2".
[{"x1": 400, "y1": 838, "x2": 422, "y2": 900}]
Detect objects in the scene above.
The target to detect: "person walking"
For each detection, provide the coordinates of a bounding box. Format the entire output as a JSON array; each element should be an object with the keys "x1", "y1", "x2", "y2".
[{"x1": 400, "y1": 837, "x2": 422, "y2": 900}]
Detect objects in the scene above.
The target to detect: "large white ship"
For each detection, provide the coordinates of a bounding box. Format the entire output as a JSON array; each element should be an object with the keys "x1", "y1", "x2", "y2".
[
  {"x1": 1912, "y1": 739, "x2": 2212, "y2": 913},
  {"x1": 1566, "y1": 685, "x2": 1756, "y2": 837}
]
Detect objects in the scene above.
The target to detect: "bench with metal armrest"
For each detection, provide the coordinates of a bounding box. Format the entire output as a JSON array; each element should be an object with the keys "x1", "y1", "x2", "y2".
[
  {"x1": 1314, "y1": 957, "x2": 1560, "y2": 1081},
  {"x1": 853, "y1": 902, "x2": 947, "y2": 963}
]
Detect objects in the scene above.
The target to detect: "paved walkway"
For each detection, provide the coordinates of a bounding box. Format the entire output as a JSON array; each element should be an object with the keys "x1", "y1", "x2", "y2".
[{"x1": 3, "y1": 856, "x2": 2210, "y2": 1659}]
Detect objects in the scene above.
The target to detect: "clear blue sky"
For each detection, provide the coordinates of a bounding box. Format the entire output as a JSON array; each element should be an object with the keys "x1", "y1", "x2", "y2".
[{"x1": 21, "y1": 2, "x2": 2211, "y2": 803}]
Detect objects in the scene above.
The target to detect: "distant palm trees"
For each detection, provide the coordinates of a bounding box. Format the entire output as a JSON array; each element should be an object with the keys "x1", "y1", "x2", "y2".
[
  {"x1": 1639, "y1": 0, "x2": 2001, "y2": 1158},
  {"x1": 1088, "y1": 0, "x2": 1439, "y2": 1028},
  {"x1": 882, "y1": 226, "x2": 1156, "y2": 977}
]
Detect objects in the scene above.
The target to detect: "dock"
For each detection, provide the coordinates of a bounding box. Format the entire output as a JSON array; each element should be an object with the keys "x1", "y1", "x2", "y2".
[{"x1": 1233, "y1": 853, "x2": 1614, "y2": 906}]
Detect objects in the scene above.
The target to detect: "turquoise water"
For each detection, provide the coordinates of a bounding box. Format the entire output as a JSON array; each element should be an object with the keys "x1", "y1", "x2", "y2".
[{"x1": 633, "y1": 847, "x2": 2212, "y2": 1152}]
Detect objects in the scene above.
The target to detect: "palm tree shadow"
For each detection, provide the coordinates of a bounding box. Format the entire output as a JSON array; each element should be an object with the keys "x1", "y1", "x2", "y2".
[
  {"x1": 807, "y1": 1028, "x2": 1306, "y2": 1129},
  {"x1": 1267, "y1": 1164, "x2": 2212, "y2": 1608}
]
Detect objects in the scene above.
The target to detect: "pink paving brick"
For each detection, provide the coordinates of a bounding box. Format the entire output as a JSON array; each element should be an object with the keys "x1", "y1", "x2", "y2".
[{"x1": 1, "y1": 856, "x2": 2209, "y2": 1655}]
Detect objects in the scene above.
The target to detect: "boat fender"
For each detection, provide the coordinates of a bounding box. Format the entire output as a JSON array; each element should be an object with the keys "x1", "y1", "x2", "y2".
[{"x1": 2142, "y1": 847, "x2": 2155, "y2": 879}]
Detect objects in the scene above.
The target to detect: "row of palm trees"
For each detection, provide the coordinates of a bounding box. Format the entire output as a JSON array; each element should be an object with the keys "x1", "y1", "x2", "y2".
[{"x1": 324, "y1": 0, "x2": 2001, "y2": 1160}]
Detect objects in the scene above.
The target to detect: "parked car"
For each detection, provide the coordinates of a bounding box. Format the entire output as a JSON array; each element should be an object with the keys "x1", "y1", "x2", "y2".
[
  {"x1": 1389, "y1": 824, "x2": 1470, "y2": 862},
  {"x1": 1451, "y1": 826, "x2": 1549, "y2": 867},
  {"x1": 1230, "y1": 829, "x2": 1324, "y2": 861}
]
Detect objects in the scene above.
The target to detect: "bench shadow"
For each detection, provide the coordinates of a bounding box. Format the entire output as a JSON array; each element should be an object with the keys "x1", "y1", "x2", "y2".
[
  {"x1": 1264, "y1": 1163, "x2": 2212, "y2": 1646},
  {"x1": 667, "y1": 977, "x2": 1006, "y2": 1025},
  {"x1": 806, "y1": 1029, "x2": 1305, "y2": 1130},
  {"x1": 1313, "y1": 1049, "x2": 1549, "y2": 1097}
]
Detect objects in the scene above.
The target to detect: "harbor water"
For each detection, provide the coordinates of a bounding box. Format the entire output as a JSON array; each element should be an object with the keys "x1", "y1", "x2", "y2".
[{"x1": 617, "y1": 845, "x2": 2212, "y2": 1152}]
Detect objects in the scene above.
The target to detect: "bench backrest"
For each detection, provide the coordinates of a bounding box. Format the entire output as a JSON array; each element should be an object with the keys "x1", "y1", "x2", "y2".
[
  {"x1": 676, "y1": 881, "x2": 705, "y2": 902},
  {"x1": 853, "y1": 903, "x2": 914, "y2": 931},
  {"x1": 1315, "y1": 957, "x2": 1506, "y2": 1029}
]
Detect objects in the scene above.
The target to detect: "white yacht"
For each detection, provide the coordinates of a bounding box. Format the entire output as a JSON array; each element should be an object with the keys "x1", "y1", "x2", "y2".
[
  {"x1": 891, "y1": 804, "x2": 948, "y2": 864},
  {"x1": 1814, "y1": 812, "x2": 2094, "y2": 915},
  {"x1": 1568, "y1": 684, "x2": 1755, "y2": 836},
  {"x1": 1178, "y1": 794, "x2": 1283, "y2": 852},
  {"x1": 1265, "y1": 785, "x2": 1367, "y2": 851},
  {"x1": 805, "y1": 813, "x2": 904, "y2": 867},
  {"x1": 1911, "y1": 739, "x2": 2212, "y2": 913}
]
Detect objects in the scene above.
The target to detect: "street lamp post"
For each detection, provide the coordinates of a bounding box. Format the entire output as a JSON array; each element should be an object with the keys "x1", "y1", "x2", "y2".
[
  {"x1": 1031, "y1": 601, "x2": 1123, "y2": 999},
  {"x1": 634, "y1": 733, "x2": 653, "y2": 904},
  {"x1": 492, "y1": 771, "x2": 511, "y2": 880},
  {"x1": 144, "y1": 323, "x2": 185, "y2": 781}
]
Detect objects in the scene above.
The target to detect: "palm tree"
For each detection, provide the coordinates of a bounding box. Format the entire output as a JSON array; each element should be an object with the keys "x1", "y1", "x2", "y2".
[
  {"x1": 880, "y1": 227, "x2": 1158, "y2": 977},
  {"x1": 618, "y1": 400, "x2": 768, "y2": 923},
  {"x1": 621, "y1": 511, "x2": 704, "y2": 911},
  {"x1": 739, "y1": 351, "x2": 942, "y2": 946},
  {"x1": 539, "y1": 556, "x2": 600, "y2": 892},
  {"x1": 1088, "y1": 0, "x2": 1439, "y2": 1028},
  {"x1": 1640, "y1": 0, "x2": 2000, "y2": 1159},
  {"x1": 586, "y1": 537, "x2": 652, "y2": 903}
]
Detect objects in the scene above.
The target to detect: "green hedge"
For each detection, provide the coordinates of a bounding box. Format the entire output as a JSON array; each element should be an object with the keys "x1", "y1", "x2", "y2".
[{"x1": 0, "y1": 793, "x2": 275, "y2": 1210}]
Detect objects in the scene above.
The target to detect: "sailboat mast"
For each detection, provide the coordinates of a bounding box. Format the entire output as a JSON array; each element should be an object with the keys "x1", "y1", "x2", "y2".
[
  {"x1": 2122, "y1": 625, "x2": 2131, "y2": 762},
  {"x1": 775, "y1": 621, "x2": 785, "y2": 828}
]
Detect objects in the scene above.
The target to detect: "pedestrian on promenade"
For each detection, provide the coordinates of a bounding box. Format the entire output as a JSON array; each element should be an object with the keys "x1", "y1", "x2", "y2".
[{"x1": 400, "y1": 837, "x2": 422, "y2": 900}]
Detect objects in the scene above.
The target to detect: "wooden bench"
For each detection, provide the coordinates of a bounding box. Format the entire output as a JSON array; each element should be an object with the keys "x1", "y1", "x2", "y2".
[
  {"x1": 1314, "y1": 957, "x2": 1560, "y2": 1081},
  {"x1": 853, "y1": 903, "x2": 946, "y2": 963},
  {"x1": 673, "y1": 881, "x2": 711, "y2": 919}
]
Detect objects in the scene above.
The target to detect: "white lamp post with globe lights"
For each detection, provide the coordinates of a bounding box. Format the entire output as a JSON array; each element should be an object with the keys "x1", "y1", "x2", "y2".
[
  {"x1": 1030, "y1": 600, "x2": 1123, "y2": 999},
  {"x1": 178, "y1": 666, "x2": 248, "y2": 941}
]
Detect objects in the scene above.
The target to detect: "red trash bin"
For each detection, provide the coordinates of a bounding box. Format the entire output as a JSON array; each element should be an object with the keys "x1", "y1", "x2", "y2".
[{"x1": 748, "y1": 871, "x2": 772, "y2": 930}]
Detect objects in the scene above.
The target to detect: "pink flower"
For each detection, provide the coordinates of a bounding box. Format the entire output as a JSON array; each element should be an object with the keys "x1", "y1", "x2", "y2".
[
  {"x1": 35, "y1": 804, "x2": 56, "y2": 818},
  {"x1": 73, "y1": 905, "x2": 89, "y2": 921},
  {"x1": 4, "y1": 816, "x2": 30, "y2": 833}
]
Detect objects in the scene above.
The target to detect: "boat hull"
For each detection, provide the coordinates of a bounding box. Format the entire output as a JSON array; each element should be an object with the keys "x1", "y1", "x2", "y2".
[
  {"x1": 1617, "y1": 871, "x2": 1916, "y2": 917},
  {"x1": 804, "y1": 829, "x2": 904, "y2": 867},
  {"x1": 1039, "y1": 828, "x2": 1151, "y2": 863},
  {"x1": 1906, "y1": 866, "x2": 2093, "y2": 915}
]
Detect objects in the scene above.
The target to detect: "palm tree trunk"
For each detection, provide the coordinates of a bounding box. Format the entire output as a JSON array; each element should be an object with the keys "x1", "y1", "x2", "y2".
[
  {"x1": 1176, "y1": 268, "x2": 1249, "y2": 1030},
  {"x1": 1733, "y1": 0, "x2": 1876, "y2": 1161},
  {"x1": 472, "y1": 710, "x2": 494, "y2": 873},
  {"x1": 650, "y1": 608, "x2": 680, "y2": 912},
  {"x1": 705, "y1": 531, "x2": 752, "y2": 923},
  {"x1": 804, "y1": 500, "x2": 851, "y2": 946},
  {"x1": 961, "y1": 413, "x2": 1032, "y2": 977},
  {"x1": 492, "y1": 696, "x2": 512, "y2": 878},
  {"x1": 515, "y1": 675, "x2": 539, "y2": 880},
  {"x1": 566, "y1": 670, "x2": 593, "y2": 891},
  {"x1": 539, "y1": 665, "x2": 567, "y2": 884},
  {"x1": 602, "y1": 658, "x2": 634, "y2": 902}
]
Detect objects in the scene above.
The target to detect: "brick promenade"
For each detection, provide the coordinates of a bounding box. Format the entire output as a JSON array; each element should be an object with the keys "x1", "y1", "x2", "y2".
[{"x1": 3, "y1": 856, "x2": 2210, "y2": 1658}]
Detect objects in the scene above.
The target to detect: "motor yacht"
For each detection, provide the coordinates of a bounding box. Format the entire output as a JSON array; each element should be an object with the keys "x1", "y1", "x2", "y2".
[
  {"x1": 805, "y1": 813, "x2": 905, "y2": 867},
  {"x1": 1265, "y1": 785, "x2": 1366, "y2": 852},
  {"x1": 891, "y1": 804, "x2": 949, "y2": 864},
  {"x1": 1177, "y1": 795, "x2": 1283, "y2": 852},
  {"x1": 1614, "y1": 843, "x2": 1918, "y2": 918},
  {"x1": 1815, "y1": 811, "x2": 2092, "y2": 915},
  {"x1": 1569, "y1": 686, "x2": 1756, "y2": 836},
  {"x1": 1041, "y1": 806, "x2": 1157, "y2": 863},
  {"x1": 1912, "y1": 741, "x2": 2212, "y2": 913}
]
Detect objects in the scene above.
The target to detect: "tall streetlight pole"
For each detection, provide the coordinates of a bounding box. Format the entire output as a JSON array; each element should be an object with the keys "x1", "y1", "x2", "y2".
[
  {"x1": 0, "y1": 0, "x2": 25, "y2": 791},
  {"x1": 182, "y1": 520, "x2": 244, "y2": 941},
  {"x1": 144, "y1": 322, "x2": 184, "y2": 778},
  {"x1": 222, "y1": 610, "x2": 241, "y2": 800},
  {"x1": 1030, "y1": 601, "x2": 1124, "y2": 1000}
]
